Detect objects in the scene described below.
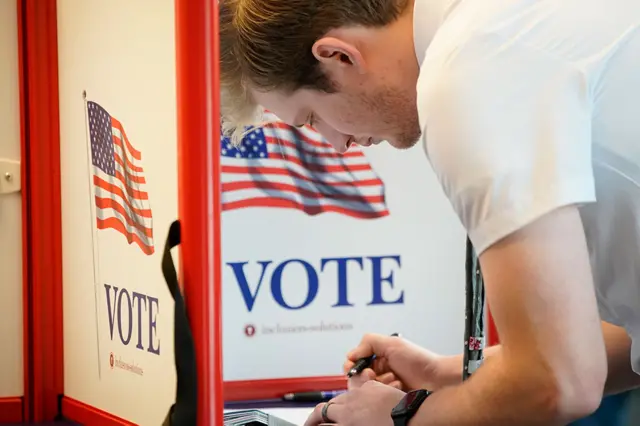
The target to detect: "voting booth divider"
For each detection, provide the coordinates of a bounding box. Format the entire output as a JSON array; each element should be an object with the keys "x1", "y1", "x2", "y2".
[{"x1": 4, "y1": 0, "x2": 499, "y2": 425}]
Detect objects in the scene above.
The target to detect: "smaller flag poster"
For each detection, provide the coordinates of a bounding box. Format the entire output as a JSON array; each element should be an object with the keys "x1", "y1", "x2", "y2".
[
  {"x1": 79, "y1": 98, "x2": 174, "y2": 409},
  {"x1": 86, "y1": 100, "x2": 155, "y2": 255}
]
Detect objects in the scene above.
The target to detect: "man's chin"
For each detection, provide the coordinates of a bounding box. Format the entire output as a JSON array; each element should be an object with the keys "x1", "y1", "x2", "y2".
[{"x1": 387, "y1": 137, "x2": 420, "y2": 150}]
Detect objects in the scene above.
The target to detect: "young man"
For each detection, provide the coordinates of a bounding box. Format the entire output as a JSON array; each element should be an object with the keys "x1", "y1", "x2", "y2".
[{"x1": 219, "y1": 0, "x2": 640, "y2": 424}]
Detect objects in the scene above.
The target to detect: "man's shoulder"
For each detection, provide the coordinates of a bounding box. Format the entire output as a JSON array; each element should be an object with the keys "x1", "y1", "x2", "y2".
[
  {"x1": 420, "y1": 0, "x2": 640, "y2": 79},
  {"x1": 415, "y1": 12, "x2": 592, "y2": 127},
  {"x1": 416, "y1": 0, "x2": 531, "y2": 100},
  {"x1": 415, "y1": 28, "x2": 533, "y2": 131},
  {"x1": 418, "y1": 0, "x2": 535, "y2": 61}
]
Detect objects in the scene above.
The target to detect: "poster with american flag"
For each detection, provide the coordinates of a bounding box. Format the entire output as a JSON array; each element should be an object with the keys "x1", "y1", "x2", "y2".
[
  {"x1": 86, "y1": 100, "x2": 154, "y2": 255},
  {"x1": 221, "y1": 117, "x2": 389, "y2": 219}
]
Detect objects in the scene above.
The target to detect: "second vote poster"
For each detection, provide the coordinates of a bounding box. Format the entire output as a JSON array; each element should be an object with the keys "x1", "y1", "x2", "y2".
[{"x1": 221, "y1": 118, "x2": 467, "y2": 381}]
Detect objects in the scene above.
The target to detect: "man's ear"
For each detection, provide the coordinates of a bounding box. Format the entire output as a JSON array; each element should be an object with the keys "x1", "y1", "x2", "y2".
[{"x1": 311, "y1": 37, "x2": 366, "y2": 74}]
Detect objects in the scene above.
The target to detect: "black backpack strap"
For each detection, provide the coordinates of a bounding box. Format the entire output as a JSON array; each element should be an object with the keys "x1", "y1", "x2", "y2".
[
  {"x1": 162, "y1": 220, "x2": 197, "y2": 426},
  {"x1": 462, "y1": 236, "x2": 485, "y2": 381}
]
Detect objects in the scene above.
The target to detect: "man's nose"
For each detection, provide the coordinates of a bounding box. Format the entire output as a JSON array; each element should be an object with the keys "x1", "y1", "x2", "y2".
[{"x1": 313, "y1": 122, "x2": 350, "y2": 153}]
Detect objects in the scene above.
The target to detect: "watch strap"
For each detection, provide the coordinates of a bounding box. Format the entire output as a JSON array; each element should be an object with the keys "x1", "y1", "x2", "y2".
[{"x1": 391, "y1": 389, "x2": 431, "y2": 426}]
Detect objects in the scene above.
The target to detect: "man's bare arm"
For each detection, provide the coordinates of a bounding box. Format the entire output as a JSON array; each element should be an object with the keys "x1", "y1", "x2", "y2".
[
  {"x1": 439, "y1": 321, "x2": 640, "y2": 396},
  {"x1": 410, "y1": 206, "x2": 607, "y2": 425}
]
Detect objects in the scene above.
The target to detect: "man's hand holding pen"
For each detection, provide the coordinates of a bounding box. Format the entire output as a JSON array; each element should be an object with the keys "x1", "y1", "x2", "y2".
[
  {"x1": 344, "y1": 333, "x2": 453, "y2": 392},
  {"x1": 305, "y1": 333, "x2": 460, "y2": 426}
]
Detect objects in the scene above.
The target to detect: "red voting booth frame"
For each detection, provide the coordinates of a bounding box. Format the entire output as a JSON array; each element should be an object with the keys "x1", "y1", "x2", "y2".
[{"x1": 2, "y1": 0, "x2": 499, "y2": 424}]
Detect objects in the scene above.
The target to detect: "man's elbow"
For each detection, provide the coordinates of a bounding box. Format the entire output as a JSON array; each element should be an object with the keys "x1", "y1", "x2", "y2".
[{"x1": 547, "y1": 361, "x2": 606, "y2": 422}]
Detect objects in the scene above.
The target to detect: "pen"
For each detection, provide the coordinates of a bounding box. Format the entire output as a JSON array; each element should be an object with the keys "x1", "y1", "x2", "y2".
[
  {"x1": 283, "y1": 390, "x2": 346, "y2": 402},
  {"x1": 347, "y1": 332, "x2": 400, "y2": 378}
]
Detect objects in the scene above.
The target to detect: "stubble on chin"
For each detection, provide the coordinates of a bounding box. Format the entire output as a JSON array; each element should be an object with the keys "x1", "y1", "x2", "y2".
[{"x1": 365, "y1": 88, "x2": 421, "y2": 150}]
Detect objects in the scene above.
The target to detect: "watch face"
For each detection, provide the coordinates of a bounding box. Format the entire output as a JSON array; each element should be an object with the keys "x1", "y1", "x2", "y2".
[
  {"x1": 404, "y1": 391, "x2": 423, "y2": 409},
  {"x1": 391, "y1": 389, "x2": 431, "y2": 417},
  {"x1": 392, "y1": 390, "x2": 429, "y2": 417}
]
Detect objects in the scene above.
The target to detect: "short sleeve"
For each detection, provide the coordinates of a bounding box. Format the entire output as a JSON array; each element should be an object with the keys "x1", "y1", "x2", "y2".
[{"x1": 419, "y1": 33, "x2": 595, "y2": 254}]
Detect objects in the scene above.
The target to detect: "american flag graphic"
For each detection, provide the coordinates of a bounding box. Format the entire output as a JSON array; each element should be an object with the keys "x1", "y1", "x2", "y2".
[
  {"x1": 86, "y1": 101, "x2": 154, "y2": 255},
  {"x1": 221, "y1": 117, "x2": 389, "y2": 218}
]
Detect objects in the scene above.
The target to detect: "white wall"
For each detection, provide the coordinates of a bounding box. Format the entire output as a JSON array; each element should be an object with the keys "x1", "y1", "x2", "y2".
[
  {"x1": 0, "y1": 0, "x2": 25, "y2": 398},
  {"x1": 58, "y1": 1, "x2": 178, "y2": 424}
]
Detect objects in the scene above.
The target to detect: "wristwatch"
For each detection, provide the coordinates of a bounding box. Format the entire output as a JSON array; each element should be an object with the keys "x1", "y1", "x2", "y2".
[{"x1": 391, "y1": 389, "x2": 432, "y2": 426}]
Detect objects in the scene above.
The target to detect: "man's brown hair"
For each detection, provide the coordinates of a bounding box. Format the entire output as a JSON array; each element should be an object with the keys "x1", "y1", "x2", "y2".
[{"x1": 219, "y1": 0, "x2": 410, "y2": 143}]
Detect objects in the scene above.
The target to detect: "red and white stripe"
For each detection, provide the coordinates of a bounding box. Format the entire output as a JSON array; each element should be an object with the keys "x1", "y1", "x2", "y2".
[
  {"x1": 221, "y1": 122, "x2": 389, "y2": 219},
  {"x1": 93, "y1": 118, "x2": 154, "y2": 255}
]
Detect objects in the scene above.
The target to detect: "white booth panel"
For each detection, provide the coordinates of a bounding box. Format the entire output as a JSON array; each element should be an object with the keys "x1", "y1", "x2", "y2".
[{"x1": 58, "y1": 0, "x2": 179, "y2": 424}]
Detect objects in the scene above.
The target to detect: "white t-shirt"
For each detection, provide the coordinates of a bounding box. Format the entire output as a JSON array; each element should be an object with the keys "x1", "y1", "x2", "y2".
[{"x1": 414, "y1": 0, "x2": 640, "y2": 372}]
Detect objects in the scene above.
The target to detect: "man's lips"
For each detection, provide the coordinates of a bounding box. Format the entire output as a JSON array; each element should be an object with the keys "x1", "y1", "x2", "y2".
[
  {"x1": 353, "y1": 137, "x2": 377, "y2": 147},
  {"x1": 345, "y1": 137, "x2": 384, "y2": 151}
]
